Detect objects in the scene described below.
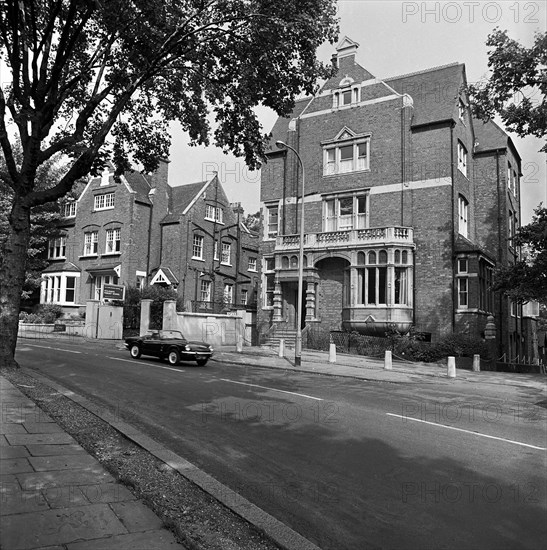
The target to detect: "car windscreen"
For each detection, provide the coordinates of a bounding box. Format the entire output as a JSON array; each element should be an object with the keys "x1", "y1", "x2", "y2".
[{"x1": 160, "y1": 331, "x2": 184, "y2": 340}]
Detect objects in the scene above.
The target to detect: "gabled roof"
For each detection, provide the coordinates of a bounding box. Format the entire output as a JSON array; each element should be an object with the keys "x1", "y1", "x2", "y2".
[
  {"x1": 150, "y1": 266, "x2": 179, "y2": 285},
  {"x1": 473, "y1": 118, "x2": 520, "y2": 162},
  {"x1": 386, "y1": 63, "x2": 464, "y2": 127},
  {"x1": 123, "y1": 171, "x2": 153, "y2": 204},
  {"x1": 161, "y1": 178, "x2": 214, "y2": 224}
]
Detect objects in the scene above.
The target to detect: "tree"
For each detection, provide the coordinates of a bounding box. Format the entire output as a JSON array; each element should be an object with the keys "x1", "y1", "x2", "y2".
[
  {"x1": 467, "y1": 29, "x2": 547, "y2": 152},
  {"x1": 493, "y1": 206, "x2": 547, "y2": 304},
  {"x1": 243, "y1": 210, "x2": 261, "y2": 232},
  {"x1": 0, "y1": 0, "x2": 339, "y2": 368}
]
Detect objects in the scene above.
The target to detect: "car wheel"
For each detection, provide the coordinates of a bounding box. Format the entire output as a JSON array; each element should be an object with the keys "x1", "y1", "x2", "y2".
[
  {"x1": 167, "y1": 349, "x2": 180, "y2": 365},
  {"x1": 196, "y1": 358, "x2": 208, "y2": 366},
  {"x1": 130, "y1": 345, "x2": 141, "y2": 359}
]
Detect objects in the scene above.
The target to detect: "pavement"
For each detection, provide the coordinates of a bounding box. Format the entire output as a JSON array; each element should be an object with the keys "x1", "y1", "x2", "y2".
[{"x1": 3, "y1": 332, "x2": 545, "y2": 550}]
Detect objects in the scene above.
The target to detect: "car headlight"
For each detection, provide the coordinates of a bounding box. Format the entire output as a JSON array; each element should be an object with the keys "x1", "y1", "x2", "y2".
[
  {"x1": 185, "y1": 344, "x2": 191, "y2": 351},
  {"x1": 209, "y1": 346, "x2": 213, "y2": 352}
]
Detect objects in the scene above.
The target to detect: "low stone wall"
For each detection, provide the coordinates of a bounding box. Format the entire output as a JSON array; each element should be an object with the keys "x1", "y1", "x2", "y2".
[{"x1": 161, "y1": 301, "x2": 244, "y2": 347}]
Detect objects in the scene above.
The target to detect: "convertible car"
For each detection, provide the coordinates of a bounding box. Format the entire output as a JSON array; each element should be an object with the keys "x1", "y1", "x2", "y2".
[{"x1": 125, "y1": 330, "x2": 213, "y2": 366}]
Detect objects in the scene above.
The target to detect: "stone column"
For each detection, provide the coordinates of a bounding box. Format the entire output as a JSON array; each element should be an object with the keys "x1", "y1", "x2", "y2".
[
  {"x1": 484, "y1": 314, "x2": 497, "y2": 369},
  {"x1": 272, "y1": 280, "x2": 283, "y2": 322},
  {"x1": 163, "y1": 300, "x2": 177, "y2": 330},
  {"x1": 305, "y1": 282, "x2": 316, "y2": 321},
  {"x1": 140, "y1": 299, "x2": 153, "y2": 336}
]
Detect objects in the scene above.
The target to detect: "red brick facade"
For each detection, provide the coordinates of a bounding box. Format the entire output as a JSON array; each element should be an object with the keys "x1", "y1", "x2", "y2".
[
  {"x1": 41, "y1": 163, "x2": 258, "y2": 315},
  {"x1": 257, "y1": 37, "x2": 535, "y2": 359}
]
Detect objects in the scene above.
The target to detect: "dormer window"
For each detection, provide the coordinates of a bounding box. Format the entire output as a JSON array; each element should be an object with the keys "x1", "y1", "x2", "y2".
[{"x1": 332, "y1": 76, "x2": 360, "y2": 108}]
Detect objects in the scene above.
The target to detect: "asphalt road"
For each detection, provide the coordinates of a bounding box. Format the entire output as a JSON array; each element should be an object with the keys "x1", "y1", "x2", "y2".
[{"x1": 15, "y1": 338, "x2": 547, "y2": 550}]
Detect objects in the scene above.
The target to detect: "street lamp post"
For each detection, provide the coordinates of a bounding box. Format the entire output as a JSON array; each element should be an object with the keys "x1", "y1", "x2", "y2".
[{"x1": 276, "y1": 140, "x2": 305, "y2": 366}]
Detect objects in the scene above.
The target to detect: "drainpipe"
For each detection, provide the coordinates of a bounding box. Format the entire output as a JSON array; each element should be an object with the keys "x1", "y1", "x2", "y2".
[
  {"x1": 145, "y1": 202, "x2": 153, "y2": 286},
  {"x1": 450, "y1": 122, "x2": 456, "y2": 333},
  {"x1": 495, "y1": 150, "x2": 503, "y2": 357}
]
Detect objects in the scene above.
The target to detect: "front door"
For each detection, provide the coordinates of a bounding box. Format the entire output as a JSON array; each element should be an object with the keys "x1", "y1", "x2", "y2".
[{"x1": 284, "y1": 282, "x2": 306, "y2": 329}]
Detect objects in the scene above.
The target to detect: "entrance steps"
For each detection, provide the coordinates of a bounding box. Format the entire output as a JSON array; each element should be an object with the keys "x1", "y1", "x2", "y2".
[{"x1": 263, "y1": 329, "x2": 298, "y2": 350}]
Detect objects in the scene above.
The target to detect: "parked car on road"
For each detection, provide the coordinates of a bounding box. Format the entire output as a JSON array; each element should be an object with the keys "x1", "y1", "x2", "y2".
[{"x1": 125, "y1": 330, "x2": 213, "y2": 366}]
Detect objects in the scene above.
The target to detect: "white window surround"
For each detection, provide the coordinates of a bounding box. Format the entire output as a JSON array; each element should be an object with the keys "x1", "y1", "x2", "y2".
[
  {"x1": 61, "y1": 202, "x2": 77, "y2": 218},
  {"x1": 265, "y1": 205, "x2": 279, "y2": 239},
  {"x1": 324, "y1": 138, "x2": 370, "y2": 176},
  {"x1": 223, "y1": 283, "x2": 233, "y2": 304},
  {"x1": 457, "y1": 277, "x2": 468, "y2": 308},
  {"x1": 94, "y1": 192, "x2": 115, "y2": 211},
  {"x1": 248, "y1": 257, "x2": 257, "y2": 272},
  {"x1": 104, "y1": 228, "x2": 121, "y2": 254},
  {"x1": 83, "y1": 231, "x2": 99, "y2": 256},
  {"x1": 241, "y1": 288, "x2": 248, "y2": 305},
  {"x1": 192, "y1": 234, "x2": 204, "y2": 260},
  {"x1": 205, "y1": 205, "x2": 224, "y2": 223},
  {"x1": 200, "y1": 279, "x2": 211, "y2": 302},
  {"x1": 48, "y1": 237, "x2": 67, "y2": 259},
  {"x1": 41, "y1": 272, "x2": 80, "y2": 305},
  {"x1": 262, "y1": 257, "x2": 275, "y2": 309},
  {"x1": 458, "y1": 196, "x2": 469, "y2": 238},
  {"x1": 457, "y1": 141, "x2": 468, "y2": 176},
  {"x1": 324, "y1": 193, "x2": 368, "y2": 231},
  {"x1": 221, "y1": 242, "x2": 231, "y2": 265}
]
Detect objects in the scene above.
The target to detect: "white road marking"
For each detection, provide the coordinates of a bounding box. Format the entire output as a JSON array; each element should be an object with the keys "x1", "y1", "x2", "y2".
[
  {"x1": 24, "y1": 343, "x2": 82, "y2": 354},
  {"x1": 219, "y1": 379, "x2": 323, "y2": 401},
  {"x1": 107, "y1": 356, "x2": 185, "y2": 373},
  {"x1": 386, "y1": 413, "x2": 546, "y2": 450}
]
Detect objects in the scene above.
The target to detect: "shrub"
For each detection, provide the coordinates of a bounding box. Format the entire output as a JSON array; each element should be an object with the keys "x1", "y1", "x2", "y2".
[
  {"x1": 19, "y1": 312, "x2": 44, "y2": 323},
  {"x1": 38, "y1": 303, "x2": 64, "y2": 323}
]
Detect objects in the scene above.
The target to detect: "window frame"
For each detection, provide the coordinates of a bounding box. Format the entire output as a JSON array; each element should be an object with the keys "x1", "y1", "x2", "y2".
[
  {"x1": 42, "y1": 272, "x2": 80, "y2": 305},
  {"x1": 48, "y1": 236, "x2": 67, "y2": 259},
  {"x1": 94, "y1": 192, "x2": 115, "y2": 211},
  {"x1": 192, "y1": 234, "x2": 204, "y2": 260},
  {"x1": 248, "y1": 257, "x2": 257, "y2": 272},
  {"x1": 223, "y1": 283, "x2": 233, "y2": 304},
  {"x1": 323, "y1": 193, "x2": 369, "y2": 232},
  {"x1": 458, "y1": 195, "x2": 469, "y2": 238},
  {"x1": 83, "y1": 231, "x2": 99, "y2": 256},
  {"x1": 323, "y1": 138, "x2": 370, "y2": 176},
  {"x1": 266, "y1": 205, "x2": 279, "y2": 239},
  {"x1": 457, "y1": 141, "x2": 468, "y2": 176},
  {"x1": 457, "y1": 277, "x2": 468, "y2": 308},
  {"x1": 221, "y1": 242, "x2": 231, "y2": 265},
  {"x1": 199, "y1": 279, "x2": 211, "y2": 303},
  {"x1": 61, "y1": 202, "x2": 77, "y2": 218},
  {"x1": 105, "y1": 228, "x2": 121, "y2": 254}
]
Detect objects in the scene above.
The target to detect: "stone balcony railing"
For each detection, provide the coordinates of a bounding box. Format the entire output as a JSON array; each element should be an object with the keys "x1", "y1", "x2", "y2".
[{"x1": 275, "y1": 226, "x2": 414, "y2": 250}]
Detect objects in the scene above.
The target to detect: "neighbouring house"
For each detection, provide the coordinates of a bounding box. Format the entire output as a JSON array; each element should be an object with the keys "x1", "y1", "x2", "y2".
[
  {"x1": 257, "y1": 36, "x2": 538, "y2": 361},
  {"x1": 40, "y1": 162, "x2": 258, "y2": 317}
]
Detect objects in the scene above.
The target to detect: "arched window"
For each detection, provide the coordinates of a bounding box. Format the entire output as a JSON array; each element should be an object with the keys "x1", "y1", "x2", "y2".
[
  {"x1": 394, "y1": 250, "x2": 401, "y2": 264},
  {"x1": 379, "y1": 250, "x2": 388, "y2": 264},
  {"x1": 281, "y1": 256, "x2": 289, "y2": 269},
  {"x1": 290, "y1": 255, "x2": 298, "y2": 268},
  {"x1": 357, "y1": 251, "x2": 366, "y2": 265},
  {"x1": 368, "y1": 251, "x2": 376, "y2": 264},
  {"x1": 402, "y1": 250, "x2": 408, "y2": 264}
]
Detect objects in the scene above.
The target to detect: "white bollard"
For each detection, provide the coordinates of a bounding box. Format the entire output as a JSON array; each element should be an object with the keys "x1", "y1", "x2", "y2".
[
  {"x1": 447, "y1": 356, "x2": 456, "y2": 378},
  {"x1": 329, "y1": 342, "x2": 336, "y2": 363},
  {"x1": 472, "y1": 354, "x2": 480, "y2": 372},
  {"x1": 384, "y1": 350, "x2": 393, "y2": 370},
  {"x1": 236, "y1": 335, "x2": 243, "y2": 353},
  {"x1": 278, "y1": 338, "x2": 284, "y2": 358}
]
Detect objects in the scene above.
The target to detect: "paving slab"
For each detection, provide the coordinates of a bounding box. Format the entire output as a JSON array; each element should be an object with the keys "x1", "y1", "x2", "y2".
[
  {"x1": 0, "y1": 503, "x2": 128, "y2": 550},
  {"x1": 77, "y1": 482, "x2": 137, "y2": 504},
  {"x1": 17, "y1": 467, "x2": 115, "y2": 490},
  {"x1": 21, "y1": 422, "x2": 65, "y2": 434},
  {"x1": 0, "y1": 423, "x2": 28, "y2": 434},
  {"x1": 109, "y1": 500, "x2": 165, "y2": 532},
  {"x1": 41, "y1": 485, "x2": 93, "y2": 509},
  {"x1": 28, "y1": 454, "x2": 100, "y2": 472},
  {"x1": 66, "y1": 529, "x2": 185, "y2": 550},
  {"x1": 26, "y1": 444, "x2": 86, "y2": 457},
  {"x1": 6, "y1": 433, "x2": 77, "y2": 446},
  {"x1": 0, "y1": 445, "x2": 30, "y2": 459},
  {"x1": 1, "y1": 488, "x2": 49, "y2": 515},
  {"x1": 0, "y1": 457, "x2": 34, "y2": 474}
]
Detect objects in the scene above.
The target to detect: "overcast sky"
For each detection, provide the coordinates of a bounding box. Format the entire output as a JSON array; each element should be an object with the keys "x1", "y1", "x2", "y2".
[{"x1": 169, "y1": 0, "x2": 546, "y2": 224}]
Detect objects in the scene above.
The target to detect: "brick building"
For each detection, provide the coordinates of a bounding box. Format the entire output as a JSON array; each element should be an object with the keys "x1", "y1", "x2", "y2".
[
  {"x1": 258, "y1": 37, "x2": 536, "y2": 360},
  {"x1": 41, "y1": 162, "x2": 258, "y2": 314}
]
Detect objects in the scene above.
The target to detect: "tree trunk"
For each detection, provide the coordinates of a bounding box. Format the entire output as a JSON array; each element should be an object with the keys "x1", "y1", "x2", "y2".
[{"x1": 0, "y1": 195, "x2": 31, "y2": 369}]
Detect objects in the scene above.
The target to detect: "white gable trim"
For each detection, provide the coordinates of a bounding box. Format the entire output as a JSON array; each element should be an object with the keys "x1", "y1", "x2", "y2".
[
  {"x1": 151, "y1": 269, "x2": 171, "y2": 285},
  {"x1": 182, "y1": 176, "x2": 216, "y2": 216}
]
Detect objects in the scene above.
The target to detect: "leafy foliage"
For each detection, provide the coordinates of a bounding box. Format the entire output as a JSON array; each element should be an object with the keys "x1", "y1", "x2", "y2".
[
  {"x1": 467, "y1": 29, "x2": 547, "y2": 152},
  {"x1": 492, "y1": 206, "x2": 547, "y2": 304}
]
